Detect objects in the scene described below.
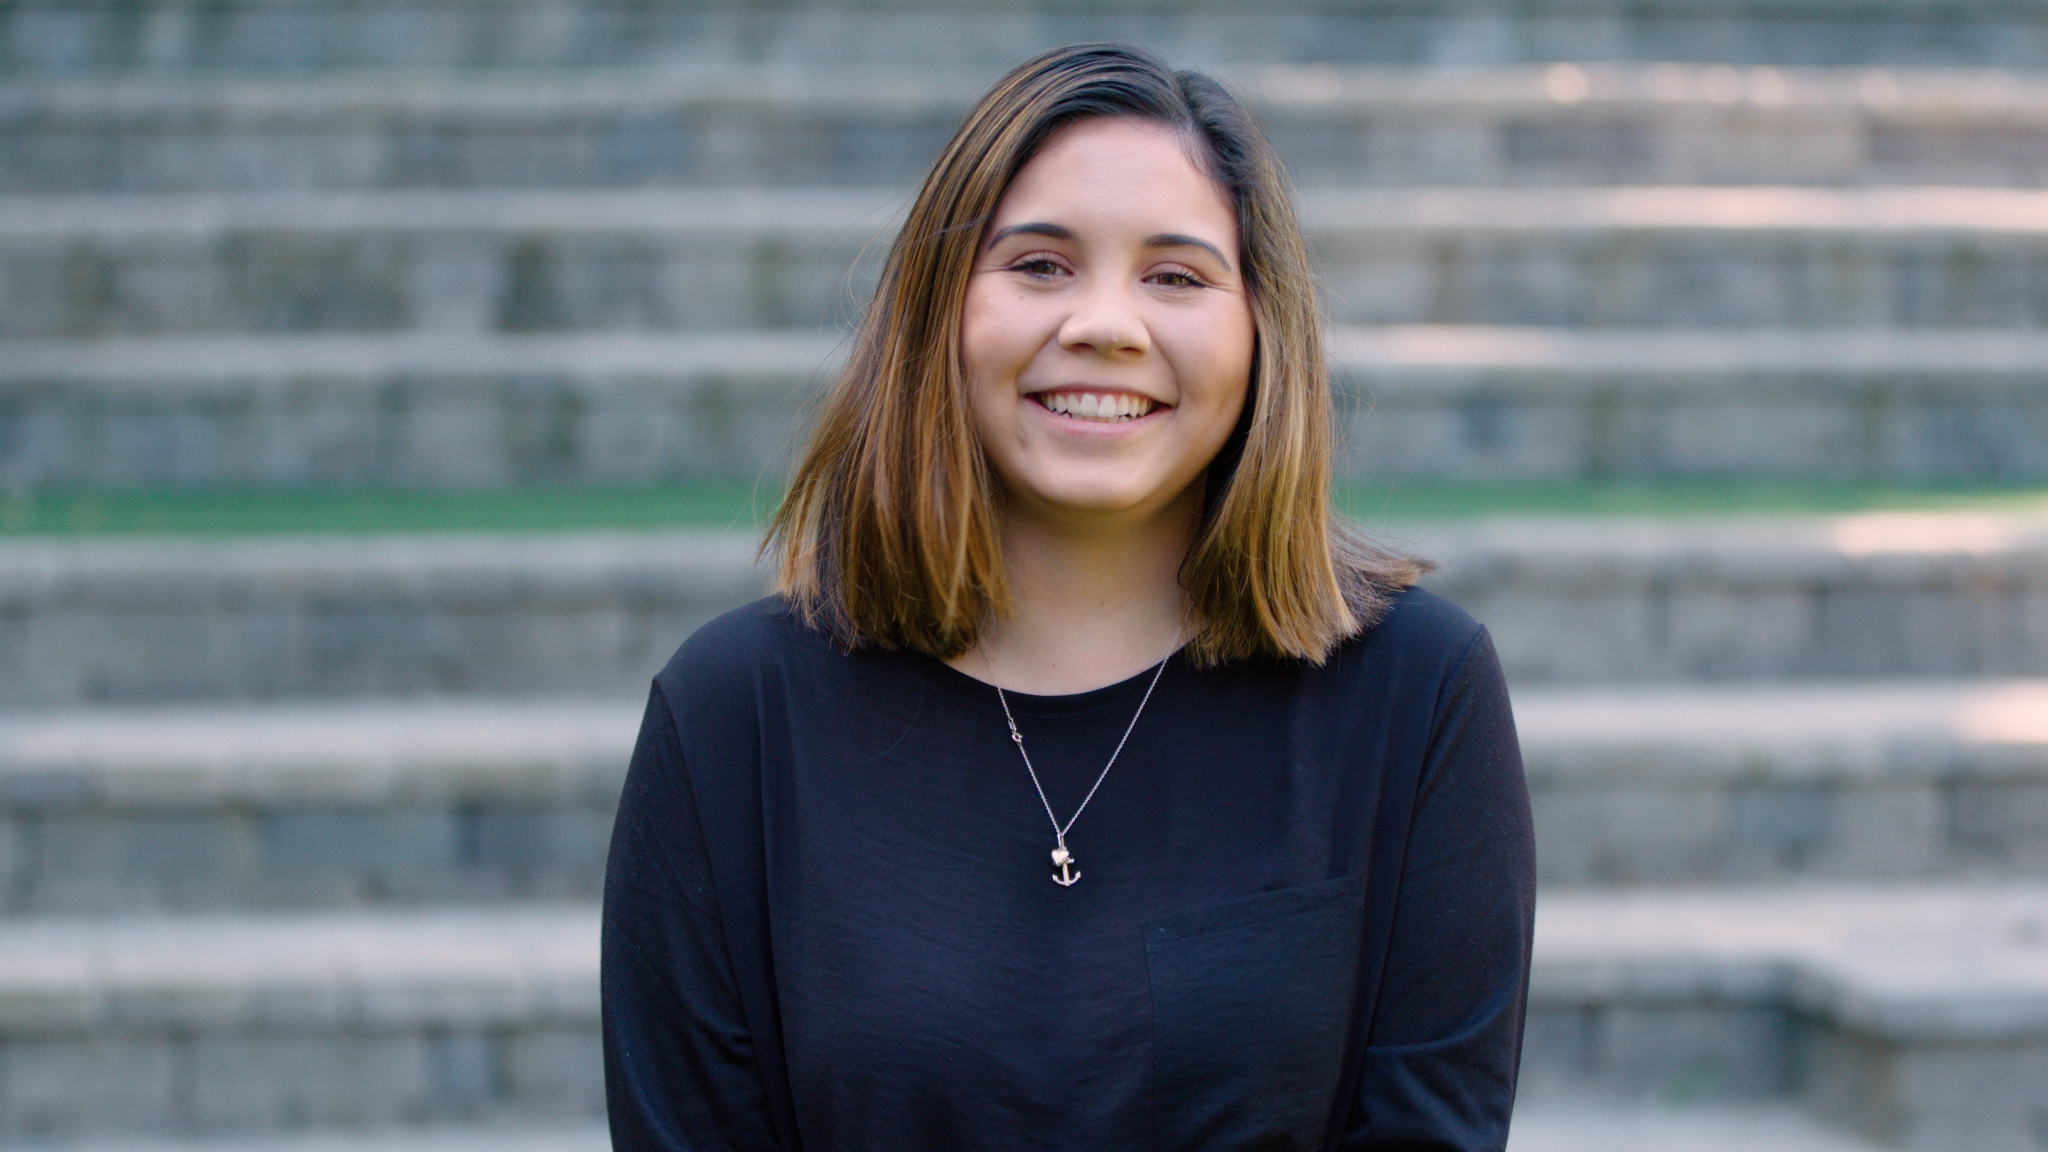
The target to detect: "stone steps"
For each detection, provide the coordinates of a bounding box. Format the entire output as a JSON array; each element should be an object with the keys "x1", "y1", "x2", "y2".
[
  {"x1": 1308, "y1": 185, "x2": 2048, "y2": 328},
  {"x1": 1, "y1": 679, "x2": 2043, "y2": 914},
  {"x1": 0, "y1": 531, "x2": 766, "y2": 706},
  {"x1": 1508, "y1": 1104, "x2": 1889, "y2": 1152},
  {"x1": 11, "y1": 63, "x2": 2048, "y2": 193},
  {"x1": 0, "y1": 188, "x2": 898, "y2": 339},
  {"x1": 0, "y1": 515, "x2": 2038, "y2": 705},
  {"x1": 0, "y1": 884, "x2": 2041, "y2": 1145},
  {"x1": 6, "y1": 325, "x2": 2048, "y2": 488},
  {"x1": 7, "y1": 1112, "x2": 1892, "y2": 1152},
  {"x1": 0, "y1": 699, "x2": 640, "y2": 913},
  {"x1": 1519, "y1": 679, "x2": 2048, "y2": 883},
  {"x1": 4, "y1": 8, "x2": 2042, "y2": 1147},
  {"x1": 1528, "y1": 882, "x2": 2048, "y2": 1150},
  {"x1": 8, "y1": 1127, "x2": 611, "y2": 1152},
  {"x1": 1341, "y1": 325, "x2": 2048, "y2": 483},
  {"x1": 0, "y1": 330, "x2": 840, "y2": 488},
  {"x1": 1417, "y1": 513, "x2": 2048, "y2": 683},
  {"x1": 12, "y1": 0, "x2": 2048, "y2": 72},
  {"x1": 0, "y1": 905, "x2": 602, "y2": 1139},
  {"x1": 14, "y1": 185, "x2": 2048, "y2": 338}
]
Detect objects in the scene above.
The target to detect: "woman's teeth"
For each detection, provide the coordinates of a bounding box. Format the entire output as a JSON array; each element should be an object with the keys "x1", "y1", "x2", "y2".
[{"x1": 1035, "y1": 391, "x2": 1158, "y2": 422}]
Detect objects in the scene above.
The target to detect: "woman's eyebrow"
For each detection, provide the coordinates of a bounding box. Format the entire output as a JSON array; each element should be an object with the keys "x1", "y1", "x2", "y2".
[
  {"x1": 1144, "y1": 233, "x2": 1232, "y2": 271},
  {"x1": 986, "y1": 223, "x2": 1232, "y2": 272},
  {"x1": 987, "y1": 222, "x2": 1072, "y2": 246}
]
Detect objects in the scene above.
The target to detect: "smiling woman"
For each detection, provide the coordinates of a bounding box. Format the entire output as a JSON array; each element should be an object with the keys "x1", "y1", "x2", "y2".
[
  {"x1": 603, "y1": 44, "x2": 1535, "y2": 1152},
  {"x1": 951, "y1": 116, "x2": 1262, "y2": 696}
]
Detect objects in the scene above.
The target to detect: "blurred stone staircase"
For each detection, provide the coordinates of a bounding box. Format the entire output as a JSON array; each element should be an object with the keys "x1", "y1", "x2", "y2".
[{"x1": 2, "y1": 1, "x2": 2047, "y2": 1149}]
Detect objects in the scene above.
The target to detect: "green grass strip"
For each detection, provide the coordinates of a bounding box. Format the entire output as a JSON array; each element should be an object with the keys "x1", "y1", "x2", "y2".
[
  {"x1": 0, "y1": 480, "x2": 2042, "y2": 537},
  {"x1": 1340, "y1": 480, "x2": 2048, "y2": 522},
  {"x1": 0, "y1": 483, "x2": 779, "y2": 537}
]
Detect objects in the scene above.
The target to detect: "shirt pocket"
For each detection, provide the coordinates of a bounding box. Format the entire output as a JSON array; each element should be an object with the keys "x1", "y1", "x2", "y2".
[{"x1": 1144, "y1": 875, "x2": 1365, "y2": 1152}]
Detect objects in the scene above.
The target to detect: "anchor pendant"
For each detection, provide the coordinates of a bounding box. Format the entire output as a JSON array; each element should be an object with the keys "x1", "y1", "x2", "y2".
[{"x1": 1051, "y1": 841, "x2": 1081, "y2": 886}]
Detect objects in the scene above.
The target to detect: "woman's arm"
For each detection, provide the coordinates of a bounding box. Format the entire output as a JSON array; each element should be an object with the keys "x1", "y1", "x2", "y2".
[
  {"x1": 1343, "y1": 628, "x2": 1538, "y2": 1151},
  {"x1": 603, "y1": 682, "x2": 781, "y2": 1151}
]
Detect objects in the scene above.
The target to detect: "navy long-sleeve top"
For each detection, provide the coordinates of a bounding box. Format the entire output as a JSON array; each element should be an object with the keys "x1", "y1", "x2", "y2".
[{"x1": 602, "y1": 586, "x2": 1534, "y2": 1151}]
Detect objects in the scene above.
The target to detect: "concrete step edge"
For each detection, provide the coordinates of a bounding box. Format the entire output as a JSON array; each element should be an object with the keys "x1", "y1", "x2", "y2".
[
  {"x1": 0, "y1": 529, "x2": 767, "y2": 580},
  {"x1": 14, "y1": 326, "x2": 2048, "y2": 386},
  {"x1": 0, "y1": 1123, "x2": 610, "y2": 1152},
  {"x1": 0, "y1": 1105, "x2": 1886, "y2": 1152},
  {"x1": 2, "y1": 680, "x2": 2044, "y2": 809},
  {"x1": 0, "y1": 329, "x2": 852, "y2": 383},
  {"x1": 9, "y1": 185, "x2": 2048, "y2": 236},
  {"x1": 0, "y1": 903, "x2": 599, "y2": 1034},
  {"x1": 1519, "y1": 678, "x2": 2048, "y2": 785},
  {"x1": 8, "y1": 62, "x2": 2048, "y2": 118},
  {"x1": 1, "y1": 882, "x2": 2043, "y2": 1042},
  {"x1": 0, "y1": 511, "x2": 2040, "y2": 589},
  {"x1": 1534, "y1": 882, "x2": 2048, "y2": 1043},
  {"x1": 1507, "y1": 1102, "x2": 1888, "y2": 1152},
  {"x1": 0, "y1": 697, "x2": 643, "y2": 807},
  {"x1": 0, "y1": 187, "x2": 908, "y2": 236}
]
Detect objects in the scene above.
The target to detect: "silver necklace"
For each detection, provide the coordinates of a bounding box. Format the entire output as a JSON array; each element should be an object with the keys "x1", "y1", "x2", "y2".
[{"x1": 986, "y1": 647, "x2": 1173, "y2": 887}]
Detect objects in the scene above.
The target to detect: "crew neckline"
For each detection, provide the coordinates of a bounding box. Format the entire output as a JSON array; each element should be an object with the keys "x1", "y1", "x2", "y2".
[{"x1": 915, "y1": 645, "x2": 1187, "y2": 721}]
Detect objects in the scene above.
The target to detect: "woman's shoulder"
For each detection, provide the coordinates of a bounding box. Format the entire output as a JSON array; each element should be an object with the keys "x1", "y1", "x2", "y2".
[
  {"x1": 658, "y1": 595, "x2": 822, "y2": 690},
  {"x1": 648, "y1": 596, "x2": 846, "y2": 762},
  {"x1": 1214, "y1": 586, "x2": 1492, "y2": 708},
  {"x1": 1291, "y1": 584, "x2": 1501, "y2": 705},
  {"x1": 649, "y1": 595, "x2": 932, "y2": 774},
  {"x1": 1354, "y1": 585, "x2": 1489, "y2": 665}
]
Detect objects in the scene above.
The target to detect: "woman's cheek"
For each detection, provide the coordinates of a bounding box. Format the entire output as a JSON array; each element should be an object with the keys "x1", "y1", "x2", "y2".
[
  {"x1": 966, "y1": 302, "x2": 1043, "y2": 393},
  {"x1": 1169, "y1": 335, "x2": 1253, "y2": 419}
]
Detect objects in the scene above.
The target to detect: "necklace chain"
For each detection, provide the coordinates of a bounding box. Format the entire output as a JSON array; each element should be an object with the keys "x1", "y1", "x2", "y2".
[{"x1": 988, "y1": 647, "x2": 1173, "y2": 864}]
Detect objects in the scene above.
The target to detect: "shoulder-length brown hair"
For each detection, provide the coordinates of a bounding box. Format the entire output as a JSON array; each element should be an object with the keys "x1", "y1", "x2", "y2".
[{"x1": 767, "y1": 42, "x2": 1425, "y2": 665}]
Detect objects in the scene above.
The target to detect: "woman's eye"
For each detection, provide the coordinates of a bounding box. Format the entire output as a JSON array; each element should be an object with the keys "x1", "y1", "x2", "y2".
[
  {"x1": 1151, "y1": 269, "x2": 1210, "y2": 289},
  {"x1": 1009, "y1": 258, "x2": 1065, "y2": 277}
]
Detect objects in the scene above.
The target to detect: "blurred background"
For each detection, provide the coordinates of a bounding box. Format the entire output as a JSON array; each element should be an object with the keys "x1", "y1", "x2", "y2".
[{"x1": 2, "y1": 1, "x2": 2047, "y2": 1149}]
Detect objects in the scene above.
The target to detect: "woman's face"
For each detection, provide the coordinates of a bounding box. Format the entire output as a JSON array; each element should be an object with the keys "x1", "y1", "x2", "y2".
[{"x1": 961, "y1": 116, "x2": 1255, "y2": 528}]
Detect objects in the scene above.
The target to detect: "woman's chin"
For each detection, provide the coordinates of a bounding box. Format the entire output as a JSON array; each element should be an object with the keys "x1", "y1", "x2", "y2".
[{"x1": 1007, "y1": 474, "x2": 1198, "y2": 524}]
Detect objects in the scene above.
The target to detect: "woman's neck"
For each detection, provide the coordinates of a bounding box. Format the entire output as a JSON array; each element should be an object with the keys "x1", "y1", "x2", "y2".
[{"x1": 948, "y1": 488, "x2": 1198, "y2": 695}]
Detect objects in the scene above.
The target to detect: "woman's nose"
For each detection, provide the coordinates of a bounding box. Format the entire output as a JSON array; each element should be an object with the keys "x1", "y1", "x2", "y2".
[{"x1": 1056, "y1": 277, "x2": 1151, "y2": 358}]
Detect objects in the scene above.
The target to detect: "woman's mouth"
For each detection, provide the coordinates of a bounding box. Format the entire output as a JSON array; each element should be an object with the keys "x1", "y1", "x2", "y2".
[{"x1": 1031, "y1": 390, "x2": 1161, "y2": 423}]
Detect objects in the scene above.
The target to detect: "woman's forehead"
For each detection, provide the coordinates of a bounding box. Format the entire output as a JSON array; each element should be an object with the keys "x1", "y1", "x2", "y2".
[{"x1": 992, "y1": 117, "x2": 1235, "y2": 240}]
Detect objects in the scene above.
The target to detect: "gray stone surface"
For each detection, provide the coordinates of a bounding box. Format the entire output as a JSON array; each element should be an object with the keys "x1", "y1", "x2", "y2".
[
  {"x1": 0, "y1": 884, "x2": 2042, "y2": 1141},
  {"x1": 1508, "y1": 1103, "x2": 1889, "y2": 1152},
  {"x1": 12, "y1": 64, "x2": 2048, "y2": 193},
  {"x1": 1408, "y1": 513, "x2": 2048, "y2": 683},
  {"x1": 1518, "y1": 679, "x2": 2048, "y2": 882},
  {"x1": 0, "y1": 700, "x2": 639, "y2": 912},
  {"x1": 0, "y1": 1107, "x2": 1900, "y2": 1152},
  {"x1": 0, "y1": 331, "x2": 841, "y2": 488},
  {"x1": 0, "y1": 188, "x2": 903, "y2": 339},
  {"x1": 0, "y1": 531, "x2": 767, "y2": 705},
  {"x1": 11, "y1": 327, "x2": 2048, "y2": 488},
  {"x1": 1, "y1": 680, "x2": 2044, "y2": 913},
  {"x1": 11, "y1": 0, "x2": 2048, "y2": 72},
  {"x1": 1533, "y1": 884, "x2": 2048, "y2": 1149},
  {"x1": 11, "y1": 1124, "x2": 611, "y2": 1151},
  {"x1": 1340, "y1": 326, "x2": 2048, "y2": 482},
  {"x1": 1303, "y1": 185, "x2": 2048, "y2": 329},
  {"x1": 0, "y1": 906, "x2": 598, "y2": 1138},
  {"x1": 14, "y1": 185, "x2": 2048, "y2": 338},
  {"x1": 1535, "y1": 885, "x2": 2048, "y2": 1045},
  {"x1": 0, "y1": 516, "x2": 2034, "y2": 705}
]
